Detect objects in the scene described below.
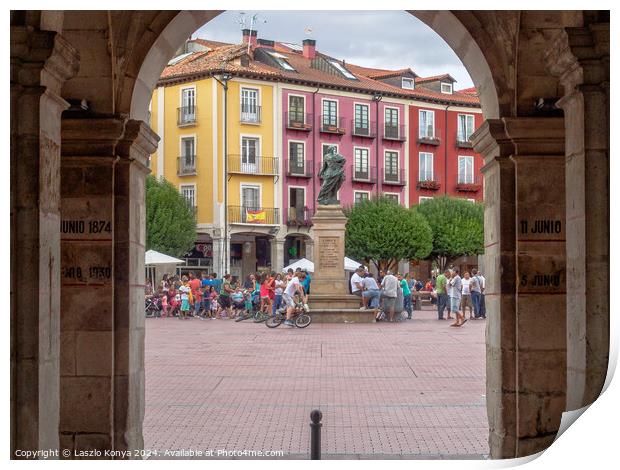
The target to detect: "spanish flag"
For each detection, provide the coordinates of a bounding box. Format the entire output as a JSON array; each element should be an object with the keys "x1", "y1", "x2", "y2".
[{"x1": 246, "y1": 209, "x2": 266, "y2": 224}]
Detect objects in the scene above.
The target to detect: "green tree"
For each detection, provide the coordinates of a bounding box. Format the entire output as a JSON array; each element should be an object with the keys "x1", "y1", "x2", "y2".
[
  {"x1": 416, "y1": 196, "x2": 484, "y2": 270},
  {"x1": 345, "y1": 197, "x2": 433, "y2": 271},
  {"x1": 145, "y1": 175, "x2": 196, "y2": 257}
]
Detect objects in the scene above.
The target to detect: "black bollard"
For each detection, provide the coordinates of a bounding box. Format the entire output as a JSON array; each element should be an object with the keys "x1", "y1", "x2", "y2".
[{"x1": 310, "y1": 409, "x2": 322, "y2": 460}]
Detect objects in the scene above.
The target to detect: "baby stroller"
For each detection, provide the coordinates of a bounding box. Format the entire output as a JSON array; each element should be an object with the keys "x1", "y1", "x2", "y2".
[{"x1": 145, "y1": 296, "x2": 162, "y2": 318}]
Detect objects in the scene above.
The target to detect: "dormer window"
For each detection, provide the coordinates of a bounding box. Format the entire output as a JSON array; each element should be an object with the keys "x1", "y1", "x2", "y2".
[
  {"x1": 267, "y1": 51, "x2": 295, "y2": 71},
  {"x1": 441, "y1": 82, "x2": 453, "y2": 94},
  {"x1": 328, "y1": 60, "x2": 357, "y2": 80},
  {"x1": 402, "y1": 77, "x2": 414, "y2": 89}
]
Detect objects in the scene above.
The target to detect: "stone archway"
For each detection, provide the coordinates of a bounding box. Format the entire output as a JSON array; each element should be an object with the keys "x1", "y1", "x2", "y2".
[{"x1": 10, "y1": 10, "x2": 609, "y2": 460}]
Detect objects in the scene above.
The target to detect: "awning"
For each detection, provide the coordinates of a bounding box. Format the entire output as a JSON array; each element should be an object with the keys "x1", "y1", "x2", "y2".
[{"x1": 145, "y1": 249, "x2": 184, "y2": 266}]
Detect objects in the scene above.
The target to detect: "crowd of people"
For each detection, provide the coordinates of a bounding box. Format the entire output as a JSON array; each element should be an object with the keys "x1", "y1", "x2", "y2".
[
  {"x1": 145, "y1": 268, "x2": 311, "y2": 327},
  {"x1": 349, "y1": 266, "x2": 486, "y2": 326},
  {"x1": 146, "y1": 264, "x2": 485, "y2": 327}
]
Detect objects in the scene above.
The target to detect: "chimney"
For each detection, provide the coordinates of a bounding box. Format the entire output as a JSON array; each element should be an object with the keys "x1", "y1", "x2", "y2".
[
  {"x1": 302, "y1": 39, "x2": 316, "y2": 60},
  {"x1": 242, "y1": 29, "x2": 258, "y2": 47},
  {"x1": 257, "y1": 38, "x2": 275, "y2": 48}
]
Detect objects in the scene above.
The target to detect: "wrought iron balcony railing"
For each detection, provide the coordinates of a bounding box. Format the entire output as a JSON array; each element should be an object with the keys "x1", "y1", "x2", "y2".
[
  {"x1": 351, "y1": 120, "x2": 377, "y2": 138},
  {"x1": 418, "y1": 127, "x2": 441, "y2": 146},
  {"x1": 286, "y1": 207, "x2": 313, "y2": 227},
  {"x1": 351, "y1": 165, "x2": 377, "y2": 183},
  {"x1": 382, "y1": 168, "x2": 406, "y2": 186},
  {"x1": 456, "y1": 174, "x2": 482, "y2": 192},
  {"x1": 177, "y1": 106, "x2": 197, "y2": 126},
  {"x1": 285, "y1": 112, "x2": 313, "y2": 131},
  {"x1": 177, "y1": 155, "x2": 197, "y2": 176},
  {"x1": 240, "y1": 104, "x2": 261, "y2": 124},
  {"x1": 286, "y1": 159, "x2": 313, "y2": 178},
  {"x1": 382, "y1": 123, "x2": 406, "y2": 141},
  {"x1": 417, "y1": 171, "x2": 441, "y2": 190},
  {"x1": 228, "y1": 206, "x2": 280, "y2": 225},
  {"x1": 227, "y1": 155, "x2": 279, "y2": 176},
  {"x1": 320, "y1": 115, "x2": 346, "y2": 134}
]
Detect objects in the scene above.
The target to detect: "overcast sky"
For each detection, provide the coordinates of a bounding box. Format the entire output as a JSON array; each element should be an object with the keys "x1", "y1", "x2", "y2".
[{"x1": 193, "y1": 11, "x2": 474, "y2": 89}]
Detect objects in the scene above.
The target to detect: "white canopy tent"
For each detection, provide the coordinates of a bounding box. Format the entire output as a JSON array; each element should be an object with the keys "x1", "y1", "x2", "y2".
[
  {"x1": 145, "y1": 250, "x2": 185, "y2": 292},
  {"x1": 282, "y1": 257, "x2": 366, "y2": 273}
]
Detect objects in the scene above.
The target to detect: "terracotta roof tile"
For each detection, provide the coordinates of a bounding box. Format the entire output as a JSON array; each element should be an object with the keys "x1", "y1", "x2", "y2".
[{"x1": 158, "y1": 41, "x2": 479, "y2": 107}]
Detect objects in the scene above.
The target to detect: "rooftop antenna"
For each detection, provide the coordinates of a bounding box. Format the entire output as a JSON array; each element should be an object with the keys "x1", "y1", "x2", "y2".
[
  {"x1": 304, "y1": 26, "x2": 313, "y2": 37},
  {"x1": 235, "y1": 12, "x2": 267, "y2": 54}
]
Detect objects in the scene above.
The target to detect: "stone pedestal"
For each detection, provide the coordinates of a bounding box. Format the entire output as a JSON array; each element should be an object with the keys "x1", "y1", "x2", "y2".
[
  {"x1": 309, "y1": 205, "x2": 374, "y2": 321},
  {"x1": 310, "y1": 204, "x2": 348, "y2": 295}
]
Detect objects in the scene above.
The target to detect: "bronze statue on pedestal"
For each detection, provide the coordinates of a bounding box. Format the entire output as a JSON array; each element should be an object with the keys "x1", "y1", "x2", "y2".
[{"x1": 317, "y1": 145, "x2": 346, "y2": 205}]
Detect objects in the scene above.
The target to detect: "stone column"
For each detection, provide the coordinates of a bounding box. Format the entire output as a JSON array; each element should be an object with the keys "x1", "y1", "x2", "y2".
[
  {"x1": 471, "y1": 120, "x2": 518, "y2": 459},
  {"x1": 305, "y1": 238, "x2": 315, "y2": 263},
  {"x1": 115, "y1": 120, "x2": 159, "y2": 454},
  {"x1": 10, "y1": 26, "x2": 78, "y2": 457},
  {"x1": 545, "y1": 23, "x2": 609, "y2": 411},
  {"x1": 507, "y1": 118, "x2": 566, "y2": 457},
  {"x1": 271, "y1": 238, "x2": 285, "y2": 273},
  {"x1": 60, "y1": 116, "x2": 126, "y2": 456},
  {"x1": 472, "y1": 117, "x2": 567, "y2": 458}
]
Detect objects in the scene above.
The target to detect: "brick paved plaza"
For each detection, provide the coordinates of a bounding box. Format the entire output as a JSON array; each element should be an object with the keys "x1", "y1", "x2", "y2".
[{"x1": 144, "y1": 307, "x2": 489, "y2": 459}]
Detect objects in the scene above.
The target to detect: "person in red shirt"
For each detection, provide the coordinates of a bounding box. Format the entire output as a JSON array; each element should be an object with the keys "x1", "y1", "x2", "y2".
[{"x1": 188, "y1": 272, "x2": 203, "y2": 318}]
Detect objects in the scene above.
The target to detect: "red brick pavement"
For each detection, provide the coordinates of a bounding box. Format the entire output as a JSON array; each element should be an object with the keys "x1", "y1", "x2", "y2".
[{"x1": 144, "y1": 307, "x2": 489, "y2": 459}]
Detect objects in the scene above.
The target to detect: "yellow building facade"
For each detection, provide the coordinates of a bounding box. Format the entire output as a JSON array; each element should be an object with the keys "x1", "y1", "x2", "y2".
[{"x1": 150, "y1": 76, "x2": 281, "y2": 279}]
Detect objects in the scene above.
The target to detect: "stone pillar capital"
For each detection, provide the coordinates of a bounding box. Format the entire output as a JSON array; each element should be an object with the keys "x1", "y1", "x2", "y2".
[
  {"x1": 62, "y1": 115, "x2": 126, "y2": 157},
  {"x1": 117, "y1": 119, "x2": 160, "y2": 171},
  {"x1": 502, "y1": 117, "x2": 565, "y2": 156},
  {"x1": 470, "y1": 118, "x2": 514, "y2": 160}
]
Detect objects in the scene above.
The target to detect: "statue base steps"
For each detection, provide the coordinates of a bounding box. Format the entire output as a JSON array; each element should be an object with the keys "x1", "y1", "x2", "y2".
[{"x1": 309, "y1": 308, "x2": 377, "y2": 323}]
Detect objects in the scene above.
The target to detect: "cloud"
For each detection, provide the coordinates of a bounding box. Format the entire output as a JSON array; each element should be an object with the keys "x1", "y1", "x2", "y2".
[{"x1": 195, "y1": 10, "x2": 473, "y2": 88}]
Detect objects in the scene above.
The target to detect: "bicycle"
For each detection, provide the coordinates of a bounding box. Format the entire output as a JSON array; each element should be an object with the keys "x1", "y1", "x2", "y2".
[{"x1": 265, "y1": 298, "x2": 311, "y2": 328}]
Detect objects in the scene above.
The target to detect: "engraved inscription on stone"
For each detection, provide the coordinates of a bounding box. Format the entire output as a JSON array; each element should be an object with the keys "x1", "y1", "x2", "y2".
[
  {"x1": 519, "y1": 219, "x2": 563, "y2": 237},
  {"x1": 517, "y1": 254, "x2": 566, "y2": 293},
  {"x1": 319, "y1": 237, "x2": 339, "y2": 270}
]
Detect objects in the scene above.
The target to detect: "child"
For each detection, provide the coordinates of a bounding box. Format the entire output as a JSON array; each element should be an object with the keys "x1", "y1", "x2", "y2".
[
  {"x1": 208, "y1": 288, "x2": 219, "y2": 319},
  {"x1": 160, "y1": 288, "x2": 169, "y2": 317},
  {"x1": 178, "y1": 276, "x2": 191, "y2": 320},
  {"x1": 259, "y1": 272, "x2": 271, "y2": 314}
]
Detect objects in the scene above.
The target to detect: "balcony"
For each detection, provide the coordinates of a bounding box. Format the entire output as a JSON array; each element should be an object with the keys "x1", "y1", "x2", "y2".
[
  {"x1": 227, "y1": 155, "x2": 279, "y2": 176},
  {"x1": 382, "y1": 123, "x2": 406, "y2": 141},
  {"x1": 418, "y1": 128, "x2": 441, "y2": 146},
  {"x1": 177, "y1": 106, "x2": 197, "y2": 126},
  {"x1": 286, "y1": 207, "x2": 313, "y2": 227},
  {"x1": 456, "y1": 175, "x2": 482, "y2": 192},
  {"x1": 417, "y1": 172, "x2": 441, "y2": 191},
  {"x1": 382, "y1": 168, "x2": 406, "y2": 186},
  {"x1": 320, "y1": 116, "x2": 346, "y2": 135},
  {"x1": 351, "y1": 120, "x2": 377, "y2": 139},
  {"x1": 285, "y1": 112, "x2": 313, "y2": 131},
  {"x1": 229, "y1": 206, "x2": 279, "y2": 225},
  {"x1": 351, "y1": 165, "x2": 377, "y2": 184},
  {"x1": 456, "y1": 135, "x2": 474, "y2": 149},
  {"x1": 240, "y1": 105, "x2": 261, "y2": 124},
  {"x1": 177, "y1": 155, "x2": 197, "y2": 176},
  {"x1": 286, "y1": 159, "x2": 313, "y2": 178}
]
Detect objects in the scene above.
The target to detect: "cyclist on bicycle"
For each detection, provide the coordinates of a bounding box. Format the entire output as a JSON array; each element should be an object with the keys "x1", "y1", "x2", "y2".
[{"x1": 282, "y1": 271, "x2": 307, "y2": 327}]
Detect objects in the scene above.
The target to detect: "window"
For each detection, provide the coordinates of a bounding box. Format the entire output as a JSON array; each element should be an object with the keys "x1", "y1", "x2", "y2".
[
  {"x1": 401, "y1": 77, "x2": 414, "y2": 89},
  {"x1": 354, "y1": 191, "x2": 370, "y2": 205},
  {"x1": 322, "y1": 100, "x2": 338, "y2": 127},
  {"x1": 241, "y1": 185, "x2": 260, "y2": 209},
  {"x1": 180, "y1": 88, "x2": 196, "y2": 124},
  {"x1": 419, "y1": 110, "x2": 435, "y2": 138},
  {"x1": 384, "y1": 151, "x2": 399, "y2": 181},
  {"x1": 241, "y1": 137, "x2": 259, "y2": 172},
  {"x1": 289, "y1": 142, "x2": 305, "y2": 174},
  {"x1": 289, "y1": 187, "x2": 306, "y2": 223},
  {"x1": 457, "y1": 114, "x2": 476, "y2": 142},
  {"x1": 329, "y1": 60, "x2": 357, "y2": 80},
  {"x1": 180, "y1": 185, "x2": 196, "y2": 208},
  {"x1": 288, "y1": 95, "x2": 305, "y2": 125},
  {"x1": 419, "y1": 152, "x2": 434, "y2": 181},
  {"x1": 384, "y1": 193, "x2": 399, "y2": 203},
  {"x1": 354, "y1": 148, "x2": 369, "y2": 179},
  {"x1": 441, "y1": 82, "x2": 453, "y2": 94},
  {"x1": 419, "y1": 196, "x2": 433, "y2": 204},
  {"x1": 354, "y1": 103, "x2": 369, "y2": 135},
  {"x1": 458, "y1": 156, "x2": 474, "y2": 184},
  {"x1": 385, "y1": 108, "x2": 399, "y2": 138},
  {"x1": 240, "y1": 88, "x2": 259, "y2": 123},
  {"x1": 267, "y1": 51, "x2": 295, "y2": 71},
  {"x1": 180, "y1": 137, "x2": 196, "y2": 174}
]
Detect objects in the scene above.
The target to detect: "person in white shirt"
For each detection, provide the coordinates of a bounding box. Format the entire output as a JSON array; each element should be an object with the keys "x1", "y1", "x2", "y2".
[
  {"x1": 282, "y1": 271, "x2": 307, "y2": 326},
  {"x1": 350, "y1": 267, "x2": 365, "y2": 307},
  {"x1": 361, "y1": 273, "x2": 381, "y2": 309},
  {"x1": 461, "y1": 272, "x2": 474, "y2": 319},
  {"x1": 380, "y1": 271, "x2": 399, "y2": 322}
]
